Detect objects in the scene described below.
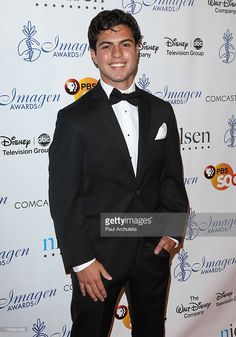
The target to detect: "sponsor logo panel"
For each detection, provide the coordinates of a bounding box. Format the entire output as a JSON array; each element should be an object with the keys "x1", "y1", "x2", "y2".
[
  {"x1": 174, "y1": 249, "x2": 236, "y2": 282},
  {"x1": 0, "y1": 134, "x2": 51, "y2": 157},
  {"x1": 180, "y1": 127, "x2": 211, "y2": 151},
  {"x1": 219, "y1": 323, "x2": 236, "y2": 337},
  {"x1": 0, "y1": 288, "x2": 57, "y2": 312},
  {"x1": 139, "y1": 36, "x2": 159, "y2": 59},
  {"x1": 176, "y1": 295, "x2": 211, "y2": 319},
  {"x1": 0, "y1": 88, "x2": 60, "y2": 110},
  {"x1": 208, "y1": 0, "x2": 236, "y2": 15},
  {"x1": 65, "y1": 77, "x2": 98, "y2": 100},
  {"x1": 122, "y1": 0, "x2": 195, "y2": 15},
  {"x1": 31, "y1": 318, "x2": 70, "y2": 337},
  {"x1": 0, "y1": 247, "x2": 29, "y2": 267},
  {"x1": 43, "y1": 236, "x2": 59, "y2": 258},
  {"x1": 164, "y1": 36, "x2": 204, "y2": 57},
  {"x1": 138, "y1": 74, "x2": 203, "y2": 105},
  {"x1": 205, "y1": 93, "x2": 236, "y2": 103},
  {"x1": 185, "y1": 209, "x2": 236, "y2": 240},
  {"x1": 216, "y1": 289, "x2": 236, "y2": 308},
  {"x1": 14, "y1": 199, "x2": 49, "y2": 210},
  {"x1": 18, "y1": 21, "x2": 90, "y2": 62},
  {"x1": 219, "y1": 29, "x2": 235, "y2": 64},
  {"x1": 204, "y1": 163, "x2": 236, "y2": 190}
]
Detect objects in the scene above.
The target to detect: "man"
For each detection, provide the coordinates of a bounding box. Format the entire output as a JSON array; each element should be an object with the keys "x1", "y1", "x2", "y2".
[{"x1": 49, "y1": 9, "x2": 188, "y2": 337}]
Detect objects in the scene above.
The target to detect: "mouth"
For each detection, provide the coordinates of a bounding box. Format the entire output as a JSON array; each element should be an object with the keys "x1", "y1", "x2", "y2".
[{"x1": 110, "y1": 63, "x2": 126, "y2": 69}]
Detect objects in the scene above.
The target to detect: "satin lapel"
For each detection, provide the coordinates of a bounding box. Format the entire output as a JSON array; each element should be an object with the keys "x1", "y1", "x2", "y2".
[
  {"x1": 92, "y1": 83, "x2": 135, "y2": 175},
  {"x1": 136, "y1": 92, "x2": 151, "y2": 181}
]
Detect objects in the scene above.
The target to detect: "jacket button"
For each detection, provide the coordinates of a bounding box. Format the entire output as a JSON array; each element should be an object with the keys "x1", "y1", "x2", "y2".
[{"x1": 136, "y1": 190, "x2": 140, "y2": 196}]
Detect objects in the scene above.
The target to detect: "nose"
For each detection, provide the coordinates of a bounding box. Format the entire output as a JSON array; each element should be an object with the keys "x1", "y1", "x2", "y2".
[{"x1": 112, "y1": 45, "x2": 122, "y2": 58}]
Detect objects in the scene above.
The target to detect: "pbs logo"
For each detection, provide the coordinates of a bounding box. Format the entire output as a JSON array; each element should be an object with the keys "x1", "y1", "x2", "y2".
[
  {"x1": 65, "y1": 77, "x2": 98, "y2": 100},
  {"x1": 204, "y1": 165, "x2": 215, "y2": 179},
  {"x1": 65, "y1": 79, "x2": 80, "y2": 95},
  {"x1": 115, "y1": 305, "x2": 131, "y2": 330},
  {"x1": 204, "y1": 163, "x2": 236, "y2": 190},
  {"x1": 115, "y1": 305, "x2": 128, "y2": 320}
]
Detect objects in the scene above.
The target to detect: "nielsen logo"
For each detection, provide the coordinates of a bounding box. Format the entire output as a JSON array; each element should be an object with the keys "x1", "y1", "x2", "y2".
[{"x1": 43, "y1": 237, "x2": 59, "y2": 258}]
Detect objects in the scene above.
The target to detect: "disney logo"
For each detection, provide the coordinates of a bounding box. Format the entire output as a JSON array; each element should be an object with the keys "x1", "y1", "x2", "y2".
[
  {"x1": 165, "y1": 37, "x2": 188, "y2": 50},
  {"x1": 208, "y1": 0, "x2": 222, "y2": 6},
  {"x1": 208, "y1": 0, "x2": 236, "y2": 6},
  {"x1": 216, "y1": 291, "x2": 233, "y2": 300},
  {"x1": 176, "y1": 304, "x2": 191, "y2": 313},
  {"x1": 0, "y1": 136, "x2": 31, "y2": 148},
  {"x1": 140, "y1": 41, "x2": 159, "y2": 54},
  {"x1": 176, "y1": 301, "x2": 211, "y2": 313}
]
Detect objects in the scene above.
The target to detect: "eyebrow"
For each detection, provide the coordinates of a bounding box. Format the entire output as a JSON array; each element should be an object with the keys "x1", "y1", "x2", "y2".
[{"x1": 98, "y1": 39, "x2": 134, "y2": 47}]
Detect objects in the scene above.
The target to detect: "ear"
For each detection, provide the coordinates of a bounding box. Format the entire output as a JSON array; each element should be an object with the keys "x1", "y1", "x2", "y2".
[
  {"x1": 136, "y1": 38, "x2": 142, "y2": 56},
  {"x1": 135, "y1": 43, "x2": 140, "y2": 59},
  {"x1": 90, "y1": 49, "x2": 97, "y2": 66}
]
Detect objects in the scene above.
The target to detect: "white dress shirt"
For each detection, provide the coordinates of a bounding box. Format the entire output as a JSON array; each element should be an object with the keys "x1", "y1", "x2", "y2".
[
  {"x1": 73, "y1": 80, "x2": 177, "y2": 273},
  {"x1": 104, "y1": 81, "x2": 139, "y2": 174}
]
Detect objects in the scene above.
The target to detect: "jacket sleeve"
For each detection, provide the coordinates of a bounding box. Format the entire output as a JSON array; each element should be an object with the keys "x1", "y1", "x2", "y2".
[
  {"x1": 160, "y1": 103, "x2": 189, "y2": 241},
  {"x1": 48, "y1": 110, "x2": 94, "y2": 270}
]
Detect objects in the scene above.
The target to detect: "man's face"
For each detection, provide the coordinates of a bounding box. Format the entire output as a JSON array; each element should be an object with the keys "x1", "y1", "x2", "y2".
[{"x1": 90, "y1": 24, "x2": 140, "y2": 90}]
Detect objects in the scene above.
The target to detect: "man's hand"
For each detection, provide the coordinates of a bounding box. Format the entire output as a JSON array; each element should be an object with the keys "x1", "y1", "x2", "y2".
[
  {"x1": 154, "y1": 236, "x2": 176, "y2": 255},
  {"x1": 76, "y1": 260, "x2": 112, "y2": 302}
]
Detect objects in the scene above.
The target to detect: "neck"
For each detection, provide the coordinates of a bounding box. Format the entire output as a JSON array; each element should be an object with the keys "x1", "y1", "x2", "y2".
[{"x1": 101, "y1": 79, "x2": 135, "y2": 91}]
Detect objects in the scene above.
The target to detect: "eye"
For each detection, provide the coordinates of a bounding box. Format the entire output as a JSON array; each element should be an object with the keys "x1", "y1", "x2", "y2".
[
  {"x1": 122, "y1": 42, "x2": 131, "y2": 48},
  {"x1": 101, "y1": 44, "x2": 111, "y2": 50}
]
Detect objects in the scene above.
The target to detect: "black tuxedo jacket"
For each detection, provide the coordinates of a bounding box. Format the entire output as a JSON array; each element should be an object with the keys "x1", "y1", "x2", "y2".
[{"x1": 49, "y1": 82, "x2": 188, "y2": 277}]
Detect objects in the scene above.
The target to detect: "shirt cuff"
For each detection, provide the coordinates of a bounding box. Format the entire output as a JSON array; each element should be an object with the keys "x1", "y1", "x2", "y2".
[
  {"x1": 72, "y1": 258, "x2": 96, "y2": 272},
  {"x1": 167, "y1": 236, "x2": 179, "y2": 248}
]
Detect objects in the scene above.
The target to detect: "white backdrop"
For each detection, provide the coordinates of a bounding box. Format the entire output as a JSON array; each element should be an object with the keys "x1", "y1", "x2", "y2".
[{"x1": 1, "y1": 1, "x2": 236, "y2": 336}]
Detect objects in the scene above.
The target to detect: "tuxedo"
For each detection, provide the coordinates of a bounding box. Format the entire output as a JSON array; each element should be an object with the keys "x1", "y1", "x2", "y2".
[{"x1": 48, "y1": 82, "x2": 188, "y2": 337}]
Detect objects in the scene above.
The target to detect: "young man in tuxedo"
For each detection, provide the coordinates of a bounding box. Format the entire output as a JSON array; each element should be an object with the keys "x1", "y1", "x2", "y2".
[{"x1": 49, "y1": 9, "x2": 188, "y2": 337}]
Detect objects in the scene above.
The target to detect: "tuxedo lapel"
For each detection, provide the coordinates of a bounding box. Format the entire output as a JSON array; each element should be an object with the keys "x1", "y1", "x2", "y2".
[
  {"x1": 91, "y1": 83, "x2": 151, "y2": 181},
  {"x1": 92, "y1": 83, "x2": 135, "y2": 176},
  {"x1": 136, "y1": 90, "x2": 151, "y2": 182}
]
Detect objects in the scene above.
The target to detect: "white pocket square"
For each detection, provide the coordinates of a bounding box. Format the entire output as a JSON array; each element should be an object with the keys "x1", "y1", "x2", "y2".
[{"x1": 155, "y1": 123, "x2": 167, "y2": 140}]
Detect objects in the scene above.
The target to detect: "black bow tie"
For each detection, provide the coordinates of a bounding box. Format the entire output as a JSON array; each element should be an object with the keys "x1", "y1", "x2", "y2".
[{"x1": 109, "y1": 88, "x2": 141, "y2": 106}]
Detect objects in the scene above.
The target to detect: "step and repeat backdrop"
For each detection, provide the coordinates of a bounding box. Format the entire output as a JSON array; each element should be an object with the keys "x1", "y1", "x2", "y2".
[{"x1": 1, "y1": 1, "x2": 236, "y2": 336}]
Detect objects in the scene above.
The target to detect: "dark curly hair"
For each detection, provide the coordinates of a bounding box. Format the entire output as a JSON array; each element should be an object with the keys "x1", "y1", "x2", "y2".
[{"x1": 88, "y1": 9, "x2": 141, "y2": 52}]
